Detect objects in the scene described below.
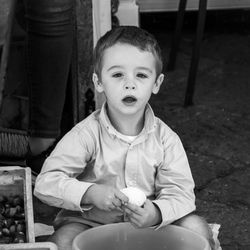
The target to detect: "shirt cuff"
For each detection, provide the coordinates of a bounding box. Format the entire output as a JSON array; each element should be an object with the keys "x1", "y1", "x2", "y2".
[
  {"x1": 63, "y1": 179, "x2": 95, "y2": 211},
  {"x1": 152, "y1": 199, "x2": 196, "y2": 229}
]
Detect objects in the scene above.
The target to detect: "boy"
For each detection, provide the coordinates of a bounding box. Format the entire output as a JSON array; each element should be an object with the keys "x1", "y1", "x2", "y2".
[{"x1": 34, "y1": 26, "x2": 214, "y2": 250}]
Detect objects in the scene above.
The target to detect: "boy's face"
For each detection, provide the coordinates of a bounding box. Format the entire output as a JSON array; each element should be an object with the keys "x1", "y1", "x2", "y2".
[{"x1": 93, "y1": 43, "x2": 164, "y2": 119}]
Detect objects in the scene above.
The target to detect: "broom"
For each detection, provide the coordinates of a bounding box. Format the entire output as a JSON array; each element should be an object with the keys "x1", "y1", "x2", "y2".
[
  {"x1": 0, "y1": 0, "x2": 29, "y2": 160},
  {"x1": 0, "y1": 127, "x2": 28, "y2": 159}
]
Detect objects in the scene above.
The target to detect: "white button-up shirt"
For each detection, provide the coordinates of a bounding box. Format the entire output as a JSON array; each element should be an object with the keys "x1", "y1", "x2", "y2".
[{"x1": 34, "y1": 103, "x2": 196, "y2": 227}]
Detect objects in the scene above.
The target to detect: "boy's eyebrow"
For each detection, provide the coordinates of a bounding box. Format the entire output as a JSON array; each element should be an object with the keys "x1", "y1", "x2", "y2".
[
  {"x1": 137, "y1": 67, "x2": 153, "y2": 73},
  {"x1": 107, "y1": 65, "x2": 153, "y2": 73},
  {"x1": 107, "y1": 66, "x2": 122, "y2": 71}
]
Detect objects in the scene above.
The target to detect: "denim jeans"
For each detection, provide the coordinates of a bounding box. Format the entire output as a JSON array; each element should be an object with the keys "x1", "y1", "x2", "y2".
[{"x1": 24, "y1": 0, "x2": 74, "y2": 138}]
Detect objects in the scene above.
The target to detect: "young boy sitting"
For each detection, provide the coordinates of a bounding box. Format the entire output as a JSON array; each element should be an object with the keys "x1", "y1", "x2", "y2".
[{"x1": 34, "y1": 26, "x2": 215, "y2": 250}]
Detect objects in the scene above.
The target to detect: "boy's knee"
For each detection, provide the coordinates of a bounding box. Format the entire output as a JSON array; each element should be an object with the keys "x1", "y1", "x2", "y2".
[
  {"x1": 173, "y1": 214, "x2": 215, "y2": 249},
  {"x1": 48, "y1": 223, "x2": 89, "y2": 250},
  {"x1": 174, "y1": 214, "x2": 208, "y2": 235}
]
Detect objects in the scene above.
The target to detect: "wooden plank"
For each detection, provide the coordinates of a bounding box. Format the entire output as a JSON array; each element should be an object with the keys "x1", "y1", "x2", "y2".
[
  {"x1": 0, "y1": 242, "x2": 58, "y2": 250},
  {"x1": 137, "y1": 0, "x2": 250, "y2": 12}
]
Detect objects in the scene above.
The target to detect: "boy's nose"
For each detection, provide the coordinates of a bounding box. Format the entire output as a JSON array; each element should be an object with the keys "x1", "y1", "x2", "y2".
[{"x1": 124, "y1": 79, "x2": 136, "y2": 90}]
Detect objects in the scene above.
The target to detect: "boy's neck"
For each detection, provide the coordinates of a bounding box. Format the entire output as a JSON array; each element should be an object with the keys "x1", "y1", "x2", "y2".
[{"x1": 107, "y1": 108, "x2": 145, "y2": 136}]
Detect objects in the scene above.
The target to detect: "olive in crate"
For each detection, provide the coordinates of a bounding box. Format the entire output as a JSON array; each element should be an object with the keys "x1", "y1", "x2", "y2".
[{"x1": 0, "y1": 194, "x2": 26, "y2": 243}]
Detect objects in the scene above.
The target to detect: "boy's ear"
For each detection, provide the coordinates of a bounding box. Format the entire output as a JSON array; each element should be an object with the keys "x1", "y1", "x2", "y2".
[
  {"x1": 152, "y1": 73, "x2": 164, "y2": 94},
  {"x1": 92, "y1": 73, "x2": 104, "y2": 93}
]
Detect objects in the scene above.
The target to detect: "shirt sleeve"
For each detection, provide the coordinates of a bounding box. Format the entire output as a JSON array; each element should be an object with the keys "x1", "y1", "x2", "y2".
[
  {"x1": 34, "y1": 126, "x2": 96, "y2": 211},
  {"x1": 152, "y1": 132, "x2": 196, "y2": 228}
]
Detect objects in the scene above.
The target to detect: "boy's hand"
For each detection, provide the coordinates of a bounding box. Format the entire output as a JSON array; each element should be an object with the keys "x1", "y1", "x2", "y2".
[
  {"x1": 81, "y1": 184, "x2": 129, "y2": 211},
  {"x1": 82, "y1": 206, "x2": 124, "y2": 224},
  {"x1": 123, "y1": 199, "x2": 162, "y2": 228}
]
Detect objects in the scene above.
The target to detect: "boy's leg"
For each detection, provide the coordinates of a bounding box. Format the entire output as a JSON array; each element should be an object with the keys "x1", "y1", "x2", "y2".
[
  {"x1": 47, "y1": 222, "x2": 90, "y2": 250},
  {"x1": 173, "y1": 213, "x2": 215, "y2": 250}
]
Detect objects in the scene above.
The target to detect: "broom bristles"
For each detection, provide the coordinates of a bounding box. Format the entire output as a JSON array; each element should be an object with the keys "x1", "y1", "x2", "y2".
[{"x1": 0, "y1": 129, "x2": 28, "y2": 158}]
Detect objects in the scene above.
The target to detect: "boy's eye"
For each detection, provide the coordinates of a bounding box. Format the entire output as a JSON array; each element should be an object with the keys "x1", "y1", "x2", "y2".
[
  {"x1": 137, "y1": 73, "x2": 148, "y2": 79},
  {"x1": 112, "y1": 73, "x2": 123, "y2": 78}
]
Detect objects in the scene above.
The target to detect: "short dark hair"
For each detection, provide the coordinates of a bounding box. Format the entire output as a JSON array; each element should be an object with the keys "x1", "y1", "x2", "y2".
[{"x1": 93, "y1": 26, "x2": 163, "y2": 77}]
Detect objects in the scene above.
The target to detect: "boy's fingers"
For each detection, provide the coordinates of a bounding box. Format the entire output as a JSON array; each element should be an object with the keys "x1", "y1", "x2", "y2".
[
  {"x1": 125, "y1": 202, "x2": 136, "y2": 209},
  {"x1": 143, "y1": 199, "x2": 151, "y2": 207},
  {"x1": 128, "y1": 214, "x2": 143, "y2": 228},
  {"x1": 129, "y1": 217, "x2": 139, "y2": 227},
  {"x1": 106, "y1": 204, "x2": 116, "y2": 211},
  {"x1": 112, "y1": 198, "x2": 122, "y2": 208},
  {"x1": 123, "y1": 207, "x2": 132, "y2": 215},
  {"x1": 115, "y1": 206, "x2": 123, "y2": 212},
  {"x1": 114, "y1": 190, "x2": 129, "y2": 204},
  {"x1": 126, "y1": 202, "x2": 142, "y2": 211},
  {"x1": 123, "y1": 203, "x2": 143, "y2": 216}
]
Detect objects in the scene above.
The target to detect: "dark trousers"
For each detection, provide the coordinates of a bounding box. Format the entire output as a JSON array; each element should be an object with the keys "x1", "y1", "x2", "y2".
[{"x1": 24, "y1": 0, "x2": 74, "y2": 138}]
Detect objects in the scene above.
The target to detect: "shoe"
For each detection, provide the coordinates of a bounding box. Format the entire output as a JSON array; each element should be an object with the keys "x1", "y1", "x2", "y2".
[{"x1": 26, "y1": 141, "x2": 58, "y2": 176}]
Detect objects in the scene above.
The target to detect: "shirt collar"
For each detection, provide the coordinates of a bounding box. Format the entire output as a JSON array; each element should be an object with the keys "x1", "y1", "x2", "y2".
[{"x1": 99, "y1": 102, "x2": 157, "y2": 138}]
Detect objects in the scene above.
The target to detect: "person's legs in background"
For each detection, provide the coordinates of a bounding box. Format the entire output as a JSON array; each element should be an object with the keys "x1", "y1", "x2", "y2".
[{"x1": 24, "y1": 0, "x2": 74, "y2": 173}]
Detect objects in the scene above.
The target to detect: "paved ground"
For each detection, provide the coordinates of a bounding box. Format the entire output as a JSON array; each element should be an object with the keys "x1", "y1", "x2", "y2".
[{"x1": 146, "y1": 18, "x2": 250, "y2": 250}]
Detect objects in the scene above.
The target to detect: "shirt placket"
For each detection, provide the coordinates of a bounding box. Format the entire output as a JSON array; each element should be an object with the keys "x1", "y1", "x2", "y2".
[{"x1": 124, "y1": 143, "x2": 138, "y2": 187}]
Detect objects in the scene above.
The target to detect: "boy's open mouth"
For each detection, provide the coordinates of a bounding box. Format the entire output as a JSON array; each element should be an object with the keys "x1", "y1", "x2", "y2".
[{"x1": 122, "y1": 96, "x2": 137, "y2": 104}]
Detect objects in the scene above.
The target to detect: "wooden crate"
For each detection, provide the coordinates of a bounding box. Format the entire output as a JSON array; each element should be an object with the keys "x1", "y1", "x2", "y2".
[
  {"x1": 0, "y1": 242, "x2": 58, "y2": 250},
  {"x1": 0, "y1": 166, "x2": 35, "y2": 243}
]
